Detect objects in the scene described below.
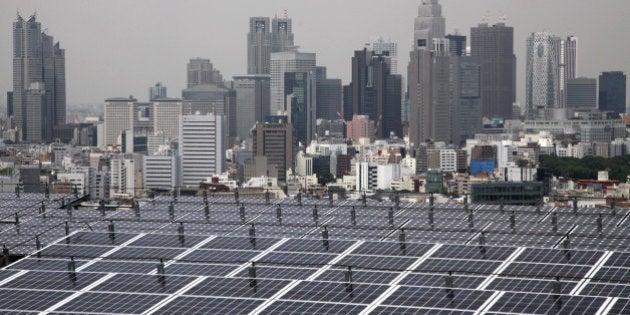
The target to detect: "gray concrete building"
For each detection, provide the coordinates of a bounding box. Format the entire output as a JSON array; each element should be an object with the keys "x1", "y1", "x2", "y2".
[
  {"x1": 187, "y1": 58, "x2": 224, "y2": 88},
  {"x1": 233, "y1": 75, "x2": 271, "y2": 140},
  {"x1": 526, "y1": 31, "x2": 562, "y2": 116},
  {"x1": 470, "y1": 22, "x2": 516, "y2": 120},
  {"x1": 12, "y1": 14, "x2": 65, "y2": 143},
  {"x1": 179, "y1": 113, "x2": 226, "y2": 188},
  {"x1": 272, "y1": 16, "x2": 294, "y2": 53},
  {"x1": 248, "y1": 17, "x2": 272, "y2": 75},
  {"x1": 149, "y1": 82, "x2": 167, "y2": 101}
]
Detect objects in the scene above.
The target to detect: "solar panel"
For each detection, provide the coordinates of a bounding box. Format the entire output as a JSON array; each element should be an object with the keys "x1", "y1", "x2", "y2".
[{"x1": 0, "y1": 194, "x2": 629, "y2": 314}]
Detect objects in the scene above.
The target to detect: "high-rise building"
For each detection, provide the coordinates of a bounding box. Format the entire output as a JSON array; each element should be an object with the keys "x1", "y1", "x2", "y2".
[
  {"x1": 316, "y1": 74, "x2": 342, "y2": 121},
  {"x1": 24, "y1": 83, "x2": 46, "y2": 143},
  {"x1": 248, "y1": 17, "x2": 272, "y2": 75},
  {"x1": 459, "y1": 56, "x2": 482, "y2": 144},
  {"x1": 564, "y1": 36, "x2": 578, "y2": 81},
  {"x1": 567, "y1": 78, "x2": 596, "y2": 109},
  {"x1": 6, "y1": 92, "x2": 13, "y2": 118},
  {"x1": 409, "y1": 0, "x2": 464, "y2": 146},
  {"x1": 104, "y1": 97, "x2": 136, "y2": 146},
  {"x1": 350, "y1": 49, "x2": 402, "y2": 139},
  {"x1": 342, "y1": 84, "x2": 353, "y2": 121},
  {"x1": 13, "y1": 14, "x2": 66, "y2": 143},
  {"x1": 179, "y1": 113, "x2": 226, "y2": 187},
  {"x1": 272, "y1": 15, "x2": 294, "y2": 53},
  {"x1": 284, "y1": 72, "x2": 316, "y2": 145},
  {"x1": 270, "y1": 49, "x2": 316, "y2": 114},
  {"x1": 187, "y1": 58, "x2": 224, "y2": 88},
  {"x1": 445, "y1": 34, "x2": 466, "y2": 56},
  {"x1": 233, "y1": 75, "x2": 271, "y2": 140},
  {"x1": 526, "y1": 31, "x2": 562, "y2": 115},
  {"x1": 599, "y1": 71, "x2": 627, "y2": 114},
  {"x1": 470, "y1": 22, "x2": 516, "y2": 119},
  {"x1": 149, "y1": 82, "x2": 167, "y2": 101},
  {"x1": 252, "y1": 121, "x2": 294, "y2": 183},
  {"x1": 365, "y1": 37, "x2": 398, "y2": 74},
  {"x1": 152, "y1": 98, "x2": 183, "y2": 140}
]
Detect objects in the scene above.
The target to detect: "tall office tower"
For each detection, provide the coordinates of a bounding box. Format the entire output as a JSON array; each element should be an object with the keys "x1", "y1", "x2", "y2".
[
  {"x1": 409, "y1": 0, "x2": 462, "y2": 147},
  {"x1": 564, "y1": 36, "x2": 578, "y2": 80},
  {"x1": 6, "y1": 92, "x2": 13, "y2": 121},
  {"x1": 272, "y1": 15, "x2": 294, "y2": 53},
  {"x1": 24, "y1": 83, "x2": 46, "y2": 143},
  {"x1": 187, "y1": 58, "x2": 224, "y2": 88},
  {"x1": 233, "y1": 75, "x2": 271, "y2": 140},
  {"x1": 350, "y1": 49, "x2": 402, "y2": 138},
  {"x1": 470, "y1": 21, "x2": 516, "y2": 119},
  {"x1": 270, "y1": 49, "x2": 316, "y2": 113},
  {"x1": 342, "y1": 84, "x2": 353, "y2": 120},
  {"x1": 104, "y1": 97, "x2": 136, "y2": 146},
  {"x1": 152, "y1": 98, "x2": 182, "y2": 140},
  {"x1": 248, "y1": 17, "x2": 272, "y2": 74},
  {"x1": 458, "y1": 57, "x2": 482, "y2": 144},
  {"x1": 526, "y1": 31, "x2": 562, "y2": 115},
  {"x1": 284, "y1": 72, "x2": 316, "y2": 145},
  {"x1": 149, "y1": 82, "x2": 167, "y2": 101},
  {"x1": 252, "y1": 121, "x2": 294, "y2": 184},
  {"x1": 445, "y1": 34, "x2": 466, "y2": 56},
  {"x1": 599, "y1": 71, "x2": 627, "y2": 114},
  {"x1": 315, "y1": 69, "x2": 342, "y2": 121},
  {"x1": 366, "y1": 37, "x2": 398, "y2": 74},
  {"x1": 179, "y1": 113, "x2": 226, "y2": 187},
  {"x1": 558, "y1": 36, "x2": 578, "y2": 108},
  {"x1": 13, "y1": 14, "x2": 65, "y2": 143},
  {"x1": 567, "y1": 78, "x2": 596, "y2": 109}
]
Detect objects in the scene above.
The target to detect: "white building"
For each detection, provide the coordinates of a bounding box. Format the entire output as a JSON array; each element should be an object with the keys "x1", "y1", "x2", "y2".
[
  {"x1": 143, "y1": 155, "x2": 181, "y2": 191},
  {"x1": 56, "y1": 172, "x2": 86, "y2": 195},
  {"x1": 439, "y1": 149, "x2": 457, "y2": 172},
  {"x1": 104, "y1": 97, "x2": 135, "y2": 146},
  {"x1": 110, "y1": 155, "x2": 135, "y2": 198},
  {"x1": 377, "y1": 164, "x2": 401, "y2": 190},
  {"x1": 366, "y1": 36, "x2": 398, "y2": 74},
  {"x1": 270, "y1": 49, "x2": 316, "y2": 113},
  {"x1": 356, "y1": 162, "x2": 377, "y2": 192},
  {"x1": 179, "y1": 113, "x2": 226, "y2": 188}
]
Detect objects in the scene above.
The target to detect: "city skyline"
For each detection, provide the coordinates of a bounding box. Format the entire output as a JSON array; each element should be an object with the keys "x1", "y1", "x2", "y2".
[{"x1": 0, "y1": 0, "x2": 628, "y2": 107}]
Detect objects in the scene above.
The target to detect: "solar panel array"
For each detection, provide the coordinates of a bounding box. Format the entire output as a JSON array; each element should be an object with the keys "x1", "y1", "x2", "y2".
[{"x1": 0, "y1": 193, "x2": 629, "y2": 314}]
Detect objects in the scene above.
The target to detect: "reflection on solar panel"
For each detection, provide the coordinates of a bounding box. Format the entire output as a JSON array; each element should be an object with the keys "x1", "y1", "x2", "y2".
[{"x1": 0, "y1": 193, "x2": 628, "y2": 314}]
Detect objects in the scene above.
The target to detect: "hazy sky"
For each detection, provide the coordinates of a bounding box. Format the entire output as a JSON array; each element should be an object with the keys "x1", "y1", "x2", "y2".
[{"x1": 1, "y1": 0, "x2": 628, "y2": 107}]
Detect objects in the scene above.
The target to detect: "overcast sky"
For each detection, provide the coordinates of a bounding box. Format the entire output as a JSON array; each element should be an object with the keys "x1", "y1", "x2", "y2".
[{"x1": 1, "y1": 0, "x2": 628, "y2": 107}]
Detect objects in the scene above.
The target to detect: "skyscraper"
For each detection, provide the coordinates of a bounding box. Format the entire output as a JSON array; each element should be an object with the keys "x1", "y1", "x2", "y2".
[
  {"x1": 6, "y1": 92, "x2": 13, "y2": 120},
  {"x1": 458, "y1": 56, "x2": 482, "y2": 144},
  {"x1": 599, "y1": 71, "x2": 627, "y2": 114},
  {"x1": 270, "y1": 49, "x2": 316, "y2": 114},
  {"x1": 350, "y1": 49, "x2": 402, "y2": 138},
  {"x1": 526, "y1": 31, "x2": 562, "y2": 115},
  {"x1": 445, "y1": 34, "x2": 466, "y2": 56},
  {"x1": 365, "y1": 37, "x2": 398, "y2": 74},
  {"x1": 187, "y1": 58, "x2": 224, "y2": 88},
  {"x1": 564, "y1": 36, "x2": 578, "y2": 81},
  {"x1": 409, "y1": 0, "x2": 463, "y2": 146},
  {"x1": 233, "y1": 74, "x2": 271, "y2": 140},
  {"x1": 179, "y1": 113, "x2": 226, "y2": 187},
  {"x1": 104, "y1": 97, "x2": 136, "y2": 146},
  {"x1": 315, "y1": 71, "x2": 342, "y2": 121},
  {"x1": 284, "y1": 72, "x2": 316, "y2": 145},
  {"x1": 567, "y1": 78, "x2": 596, "y2": 109},
  {"x1": 248, "y1": 17, "x2": 272, "y2": 75},
  {"x1": 470, "y1": 22, "x2": 516, "y2": 119},
  {"x1": 272, "y1": 15, "x2": 294, "y2": 53},
  {"x1": 149, "y1": 82, "x2": 167, "y2": 101},
  {"x1": 13, "y1": 14, "x2": 66, "y2": 143}
]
